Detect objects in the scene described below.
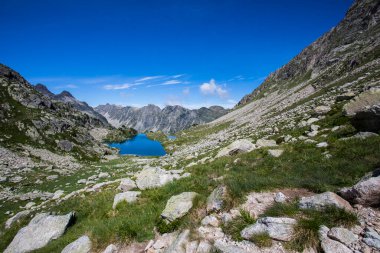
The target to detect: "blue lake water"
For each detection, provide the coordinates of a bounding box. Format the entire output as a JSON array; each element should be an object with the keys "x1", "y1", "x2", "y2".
[{"x1": 108, "y1": 133, "x2": 166, "y2": 156}]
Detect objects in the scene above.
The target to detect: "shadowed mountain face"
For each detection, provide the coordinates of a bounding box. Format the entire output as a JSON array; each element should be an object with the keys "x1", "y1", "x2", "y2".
[
  {"x1": 238, "y1": 0, "x2": 380, "y2": 107},
  {"x1": 95, "y1": 103, "x2": 229, "y2": 133},
  {"x1": 34, "y1": 84, "x2": 108, "y2": 125}
]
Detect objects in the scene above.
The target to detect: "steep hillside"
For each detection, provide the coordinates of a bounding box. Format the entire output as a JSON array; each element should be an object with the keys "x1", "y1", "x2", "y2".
[
  {"x1": 238, "y1": 0, "x2": 380, "y2": 107},
  {"x1": 95, "y1": 103, "x2": 229, "y2": 133},
  {"x1": 34, "y1": 84, "x2": 108, "y2": 125},
  {"x1": 0, "y1": 64, "x2": 112, "y2": 162}
]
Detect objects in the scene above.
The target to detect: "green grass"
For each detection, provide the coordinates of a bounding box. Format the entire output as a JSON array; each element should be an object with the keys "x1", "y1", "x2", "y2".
[{"x1": 221, "y1": 210, "x2": 255, "y2": 241}]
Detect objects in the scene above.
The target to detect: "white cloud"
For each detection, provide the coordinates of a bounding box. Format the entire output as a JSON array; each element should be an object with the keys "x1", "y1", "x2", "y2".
[
  {"x1": 199, "y1": 79, "x2": 228, "y2": 98},
  {"x1": 103, "y1": 83, "x2": 132, "y2": 90},
  {"x1": 162, "y1": 80, "x2": 181, "y2": 85},
  {"x1": 136, "y1": 76, "x2": 163, "y2": 82}
]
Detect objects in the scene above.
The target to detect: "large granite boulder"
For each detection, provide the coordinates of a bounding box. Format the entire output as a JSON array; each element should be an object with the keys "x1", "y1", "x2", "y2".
[
  {"x1": 118, "y1": 178, "x2": 137, "y2": 191},
  {"x1": 299, "y1": 192, "x2": 353, "y2": 212},
  {"x1": 161, "y1": 192, "x2": 198, "y2": 223},
  {"x1": 5, "y1": 212, "x2": 75, "y2": 253},
  {"x1": 319, "y1": 226, "x2": 352, "y2": 253},
  {"x1": 338, "y1": 171, "x2": 380, "y2": 207},
  {"x1": 241, "y1": 217, "x2": 297, "y2": 241},
  {"x1": 61, "y1": 235, "x2": 92, "y2": 253},
  {"x1": 5, "y1": 210, "x2": 30, "y2": 229},
  {"x1": 343, "y1": 88, "x2": 380, "y2": 133},
  {"x1": 216, "y1": 139, "x2": 255, "y2": 158},
  {"x1": 135, "y1": 167, "x2": 180, "y2": 190}
]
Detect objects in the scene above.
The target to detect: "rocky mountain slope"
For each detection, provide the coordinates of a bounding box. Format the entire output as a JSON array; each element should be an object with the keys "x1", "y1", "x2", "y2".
[
  {"x1": 0, "y1": 64, "x2": 113, "y2": 163},
  {"x1": 95, "y1": 103, "x2": 229, "y2": 133},
  {"x1": 34, "y1": 84, "x2": 108, "y2": 125},
  {"x1": 1, "y1": 0, "x2": 380, "y2": 253},
  {"x1": 238, "y1": 0, "x2": 380, "y2": 107}
]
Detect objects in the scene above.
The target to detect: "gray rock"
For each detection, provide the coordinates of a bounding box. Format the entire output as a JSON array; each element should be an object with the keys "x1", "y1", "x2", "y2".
[
  {"x1": 5, "y1": 210, "x2": 30, "y2": 229},
  {"x1": 216, "y1": 139, "x2": 256, "y2": 158},
  {"x1": 164, "y1": 229, "x2": 190, "y2": 253},
  {"x1": 102, "y1": 244, "x2": 118, "y2": 253},
  {"x1": 256, "y1": 139, "x2": 277, "y2": 147},
  {"x1": 328, "y1": 227, "x2": 358, "y2": 246},
  {"x1": 363, "y1": 227, "x2": 380, "y2": 250},
  {"x1": 57, "y1": 140, "x2": 73, "y2": 152},
  {"x1": 98, "y1": 172, "x2": 110, "y2": 178},
  {"x1": 316, "y1": 142, "x2": 328, "y2": 148},
  {"x1": 61, "y1": 235, "x2": 91, "y2": 253},
  {"x1": 161, "y1": 192, "x2": 198, "y2": 223},
  {"x1": 299, "y1": 192, "x2": 353, "y2": 212},
  {"x1": 46, "y1": 175, "x2": 58, "y2": 181},
  {"x1": 118, "y1": 178, "x2": 137, "y2": 192},
  {"x1": 135, "y1": 167, "x2": 179, "y2": 190},
  {"x1": 5, "y1": 212, "x2": 75, "y2": 253},
  {"x1": 338, "y1": 174, "x2": 380, "y2": 207},
  {"x1": 314, "y1": 105, "x2": 331, "y2": 115},
  {"x1": 196, "y1": 240, "x2": 213, "y2": 253},
  {"x1": 241, "y1": 217, "x2": 297, "y2": 241},
  {"x1": 343, "y1": 88, "x2": 380, "y2": 133},
  {"x1": 52, "y1": 190, "x2": 65, "y2": 200},
  {"x1": 319, "y1": 225, "x2": 353, "y2": 253},
  {"x1": 207, "y1": 186, "x2": 227, "y2": 213},
  {"x1": 268, "y1": 149, "x2": 284, "y2": 157},
  {"x1": 112, "y1": 191, "x2": 141, "y2": 209},
  {"x1": 274, "y1": 192, "x2": 287, "y2": 203}
]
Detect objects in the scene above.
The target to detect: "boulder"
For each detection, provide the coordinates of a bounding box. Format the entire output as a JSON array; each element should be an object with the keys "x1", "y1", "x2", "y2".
[
  {"x1": 319, "y1": 226, "x2": 353, "y2": 253},
  {"x1": 363, "y1": 227, "x2": 380, "y2": 250},
  {"x1": 343, "y1": 88, "x2": 380, "y2": 133},
  {"x1": 5, "y1": 212, "x2": 75, "y2": 253},
  {"x1": 57, "y1": 140, "x2": 73, "y2": 152},
  {"x1": 135, "y1": 167, "x2": 178, "y2": 190},
  {"x1": 61, "y1": 235, "x2": 92, "y2": 253},
  {"x1": 241, "y1": 217, "x2": 297, "y2": 241},
  {"x1": 206, "y1": 186, "x2": 227, "y2": 213},
  {"x1": 98, "y1": 172, "x2": 110, "y2": 178},
  {"x1": 216, "y1": 139, "x2": 255, "y2": 158},
  {"x1": 52, "y1": 190, "x2": 64, "y2": 200},
  {"x1": 328, "y1": 227, "x2": 358, "y2": 246},
  {"x1": 5, "y1": 210, "x2": 30, "y2": 229},
  {"x1": 299, "y1": 192, "x2": 353, "y2": 212},
  {"x1": 274, "y1": 192, "x2": 287, "y2": 203},
  {"x1": 314, "y1": 105, "x2": 331, "y2": 115},
  {"x1": 316, "y1": 142, "x2": 328, "y2": 148},
  {"x1": 338, "y1": 174, "x2": 380, "y2": 207},
  {"x1": 118, "y1": 178, "x2": 137, "y2": 191},
  {"x1": 196, "y1": 240, "x2": 213, "y2": 253},
  {"x1": 256, "y1": 139, "x2": 277, "y2": 148},
  {"x1": 164, "y1": 229, "x2": 190, "y2": 253},
  {"x1": 102, "y1": 244, "x2": 118, "y2": 253},
  {"x1": 268, "y1": 149, "x2": 284, "y2": 157},
  {"x1": 161, "y1": 192, "x2": 198, "y2": 223},
  {"x1": 112, "y1": 191, "x2": 141, "y2": 209}
]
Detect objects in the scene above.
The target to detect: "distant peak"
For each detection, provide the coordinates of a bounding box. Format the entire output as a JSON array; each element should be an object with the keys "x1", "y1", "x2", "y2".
[{"x1": 58, "y1": 90, "x2": 74, "y2": 98}]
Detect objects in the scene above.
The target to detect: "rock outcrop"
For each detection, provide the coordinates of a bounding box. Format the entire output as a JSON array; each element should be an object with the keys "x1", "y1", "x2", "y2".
[{"x1": 5, "y1": 212, "x2": 75, "y2": 253}]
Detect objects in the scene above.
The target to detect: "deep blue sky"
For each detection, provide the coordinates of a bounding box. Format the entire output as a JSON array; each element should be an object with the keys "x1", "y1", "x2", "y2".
[{"x1": 0, "y1": 0, "x2": 353, "y2": 108}]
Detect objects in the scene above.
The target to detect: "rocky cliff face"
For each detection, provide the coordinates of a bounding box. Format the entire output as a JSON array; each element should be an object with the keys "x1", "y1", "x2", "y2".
[
  {"x1": 34, "y1": 84, "x2": 108, "y2": 125},
  {"x1": 0, "y1": 64, "x2": 112, "y2": 161},
  {"x1": 238, "y1": 0, "x2": 380, "y2": 107},
  {"x1": 95, "y1": 104, "x2": 229, "y2": 133}
]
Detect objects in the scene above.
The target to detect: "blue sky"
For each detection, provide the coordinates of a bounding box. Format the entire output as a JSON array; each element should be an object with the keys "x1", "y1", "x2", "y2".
[{"x1": 0, "y1": 0, "x2": 353, "y2": 108}]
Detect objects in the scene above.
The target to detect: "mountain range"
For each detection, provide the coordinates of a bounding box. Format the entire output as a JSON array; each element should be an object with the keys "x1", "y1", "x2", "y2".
[{"x1": 94, "y1": 104, "x2": 229, "y2": 133}]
